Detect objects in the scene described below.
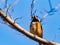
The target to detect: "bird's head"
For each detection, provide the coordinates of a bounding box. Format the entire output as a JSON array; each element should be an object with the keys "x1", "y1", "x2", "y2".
[{"x1": 32, "y1": 16, "x2": 39, "y2": 22}]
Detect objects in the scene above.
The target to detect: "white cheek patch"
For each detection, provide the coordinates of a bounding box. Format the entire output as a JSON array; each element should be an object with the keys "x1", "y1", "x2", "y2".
[
  {"x1": 32, "y1": 22, "x2": 37, "y2": 30},
  {"x1": 32, "y1": 22, "x2": 36, "y2": 24}
]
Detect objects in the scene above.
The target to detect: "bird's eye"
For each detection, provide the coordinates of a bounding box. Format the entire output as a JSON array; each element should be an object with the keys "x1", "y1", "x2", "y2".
[{"x1": 32, "y1": 16, "x2": 35, "y2": 19}]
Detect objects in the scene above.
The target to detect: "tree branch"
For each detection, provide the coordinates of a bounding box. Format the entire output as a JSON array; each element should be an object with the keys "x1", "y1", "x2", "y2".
[{"x1": 0, "y1": 10, "x2": 60, "y2": 45}]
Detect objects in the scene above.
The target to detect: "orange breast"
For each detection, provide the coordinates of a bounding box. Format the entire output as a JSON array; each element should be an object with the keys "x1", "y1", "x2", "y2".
[
  {"x1": 36, "y1": 22, "x2": 42, "y2": 37},
  {"x1": 30, "y1": 22, "x2": 43, "y2": 37}
]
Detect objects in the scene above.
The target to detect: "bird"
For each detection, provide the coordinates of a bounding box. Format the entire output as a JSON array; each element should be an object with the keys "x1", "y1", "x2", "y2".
[{"x1": 30, "y1": 16, "x2": 43, "y2": 45}]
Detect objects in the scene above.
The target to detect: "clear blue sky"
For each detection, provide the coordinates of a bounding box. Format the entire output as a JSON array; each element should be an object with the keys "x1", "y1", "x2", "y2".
[{"x1": 0, "y1": 0, "x2": 60, "y2": 45}]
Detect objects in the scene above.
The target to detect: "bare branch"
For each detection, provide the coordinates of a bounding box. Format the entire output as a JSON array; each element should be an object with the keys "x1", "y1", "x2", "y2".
[
  {"x1": 14, "y1": 17, "x2": 22, "y2": 21},
  {"x1": 42, "y1": 3, "x2": 60, "y2": 20},
  {"x1": 48, "y1": 0, "x2": 53, "y2": 10},
  {"x1": 1, "y1": 0, "x2": 19, "y2": 20},
  {"x1": 7, "y1": 0, "x2": 19, "y2": 10},
  {"x1": 30, "y1": 0, "x2": 37, "y2": 19},
  {"x1": 0, "y1": 10, "x2": 60, "y2": 45}
]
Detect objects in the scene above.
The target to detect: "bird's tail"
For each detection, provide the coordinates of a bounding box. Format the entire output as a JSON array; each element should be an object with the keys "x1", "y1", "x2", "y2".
[{"x1": 39, "y1": 42, "x2": 42, "y2": 45}]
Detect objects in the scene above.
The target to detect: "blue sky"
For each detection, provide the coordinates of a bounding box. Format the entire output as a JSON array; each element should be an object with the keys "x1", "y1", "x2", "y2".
[{"x1": 0, "y1": 0, "x2": 60, "y2": 45}]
